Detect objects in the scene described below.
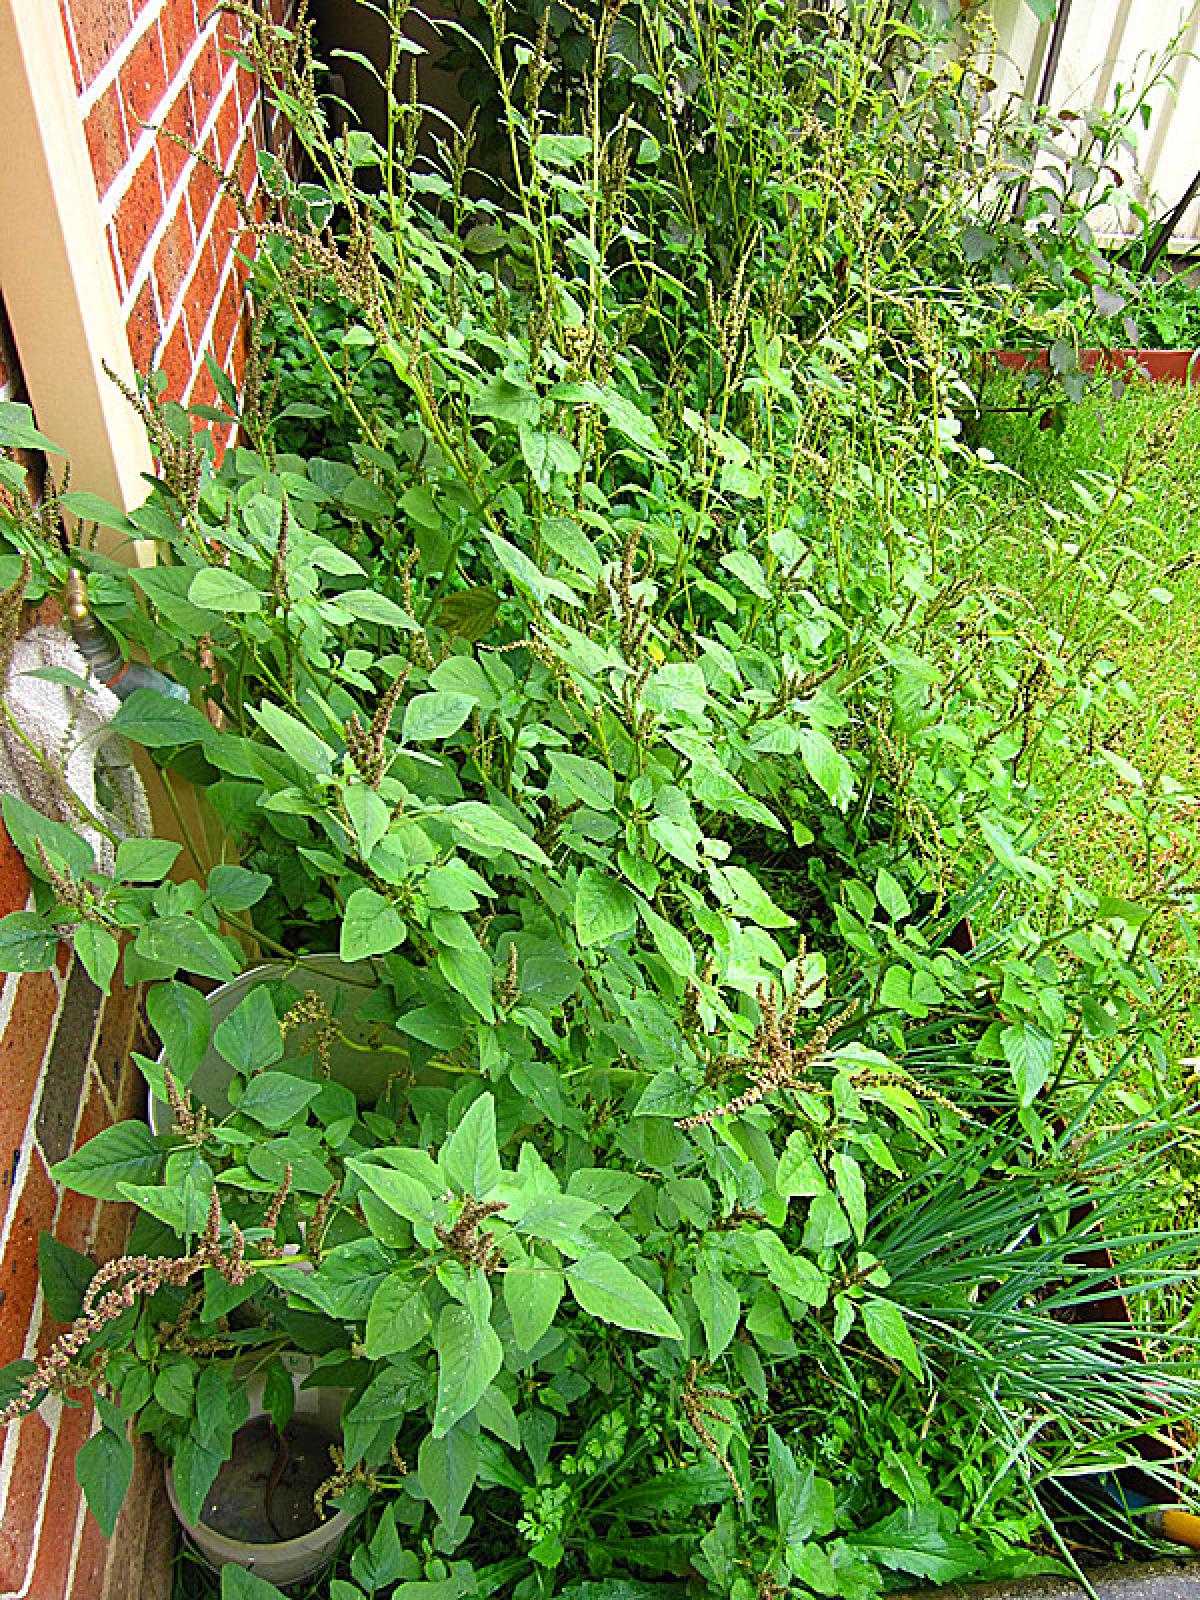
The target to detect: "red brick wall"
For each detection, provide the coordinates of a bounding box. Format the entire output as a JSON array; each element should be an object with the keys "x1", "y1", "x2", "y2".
[
  {"x1": 57, "y1": 0, "x2": 298, "y2": 443},
  {"x1": 0, "y1": 832, "x2": 165, "y2": 1600}
]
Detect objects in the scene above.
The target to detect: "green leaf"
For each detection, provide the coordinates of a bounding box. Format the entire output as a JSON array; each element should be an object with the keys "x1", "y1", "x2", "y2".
[
  {"x1": 444, "y1": 802, "x2": 550, "y2": 867},
  {"x1": 134, "y1": 917, "x2": 239, "y2": 983},
  {"x1": 146, "y1": 981, "x2": 211, "y2": 1085},
  {"x1": 365, "y1": 1273, "x2": 433, "y2": 1358},
  {"x1": 1021, "y1": 0, "x2": 1056, "y2": 22},
  {"x1": 776, "y1": 1131, "x2": 826, "y2": 1199},
  {"x1": 114, "y1": 839, "x2": 182, "y2": 884},
  {"x1": 433, "y1": 1302, "x2": 503, "y2": 1437},
  {"x1": 331, "y1": 589, "x2": 417, "y2": 629},
  {"x1": 348, "y1": 1157, "x2": 440, "y2": 1224},
  {"x1": 548, "y1": 752, "x2": 614, "y2": 811},
  {"x1": 1002, "y1": 1020, "x2": 1055, "y2": 1106},
  {"x1": 206, "y1": 865, "x2": 272, "y2": 910},
  {"x1": 249, "y1": 701, "x2": 336, "y2": 775},
  {"x1": 0, "y1": 401, "x2": 63, "y2": 453},
  {"x1": 38, "y1": 1234, "x2": 97, "y2": 1322},
  {"x1": 237, "y1": 1070, "x2": 322, "y2": 1130},
  {"x1": 110, "y1": 689, "x2": 213, "y2": 748},
  {"x1": 213, "y1": 987, "x2": 282, "y2": 1074},
  {"x1": 693, "y1": 1263, "x2": 740, "y2": 1360},
  {"x1": 51, "y1": 1121, "x2": 163, "y2": 1200},
  {"x1": 71, "y1": 923, "x2": 115, "y2": 994},
  {"x1": 3, "y1": 795, "x2": 95, "y2": 877},
  {"x1": 566, "y1": 1253, "x2": 681, "y2": 1339},
  {"x1": 440, "y1": 1092, "x2": 501, "y2": 1196},
  {"x1": 798, "y1": 727, "x2": 855, "y2": 809},
  {"x1": 850, "y1": 1504, "x2": 980, "y2": 1583},
  {"x1": 75, "y1": 1401, "x2": 133, "y2": 1537},
  {"x1": 504, "y1": 1241, "x2": 564, "y2": 1350},
  {"x1": 154, "y1": 1359, "x2": 197, "y2": 1417},
  {"x1": 0, "y1": 913, "x2": 57, "y2": 974},
  {"x1": 574, "y1": 867, "x2": 637, "y2": 948},
  {"x1": 221, "y1": 1568, "x2": 289, "y2": 1600},
  {"x1": 340, "y1": 886, "x2": 406, "y2": 960},
  {"x1": 519, "y1": 426, "x2": 582, "y2": 491},
  {"x1": 344, "y1": 783, "x2": 391, "y2": 858},
  {"x1": 831, "y1": 1152, "x2": 867, "y2": 1242},
  {"x1": 402, "y1": 692, "x2": 475, "y2": 744},
  {"x1": 189, "y1": 569, "x2": 262, "y2": 612},
  {"x1": 861, "y1": 1297, "x2": 923, "y2": 1381},
  {"x1": 436, "y1": 586, "x2": 501, "y2": 641},
  {"x1": 471, "y1": 375, "x2": 540, "y2": 427},
  {"x1": 174, "y1": 1430, "x2": 227, "y2": 1529}
]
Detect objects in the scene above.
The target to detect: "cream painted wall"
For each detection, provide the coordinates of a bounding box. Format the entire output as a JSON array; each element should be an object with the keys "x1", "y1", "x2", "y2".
[
  {"x1": 0, "y1": 0, "x2": 155, "y2": 544},
  {"x1": 985, "y1": 0, "x2": 1200, "y2": 248}
]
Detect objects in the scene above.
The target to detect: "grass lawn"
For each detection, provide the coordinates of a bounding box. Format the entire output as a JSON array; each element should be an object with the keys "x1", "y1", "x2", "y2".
[{"x1": 973, "y1": 379, "x2": 1200, "y2": 1077}]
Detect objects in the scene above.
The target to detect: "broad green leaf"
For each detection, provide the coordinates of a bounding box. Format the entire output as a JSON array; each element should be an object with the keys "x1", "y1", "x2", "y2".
[
  {"x1": 51, "y1": 1121, "x2": 163, "y2": 1200},
  {"x1": 440, "y1": 1093, "x2": 501, "y2": 1196},
  {"x1": 341, "y1": 885, "x2": 406, "y2": 960},
  {"x1": 574, "y1": 867, "x2": 637, "y2": 948},
  {"x1": 519, "y1": 426, "x2": 582, "y2": 491},
  {"x1": 206, "y1": 865, "x2": 272, "y2": 911},
  {"x1": 114, "y1": 839, "x2": 182, "y2": 883},
  {"x1": 0, "y1": 913, "x2": 57, "y2": 974},
  {"x1": 189, "y1": 569, "x2": 262, "y2": 613},
  {"x1": 221, "y1": 1568, "x2": 289, "y2": 1600},
  {"x1": 250, "y1": 701, "x2": 335, "y2": 774},
  {"x1": 1002, "y1": 1020, "x2": 1055, "y2": 1106},
  {"x1": 471, "y1": 375, "x2": 540, "y2": 427},
  {"x1": 798, "y1": 727, "x2": 855, "y2": 809},
  {"x1": 504, "y1": 1241, "x2": 564, "y2": 1350},
  {"x1": 38, "y1": 1234, "x2": 97, "y2": 1323},
  {"x1": 111, "y1": 689, "x2": 213, "y2": 748},
  {"x1": 693, "y1": 1263, "x2": 740, "y2": 1360},
  {"x1": 433, "y1": 1302, "x2": 503, "y2": 1437},
  {"x1": 402, "y1": 692, "x2": 475, "y2": 744},
  {"x1": 213, "y1": 987, "x2": 282, "y2": 1074},
  {"x1": 566, "y1": 1253, "x2": 680, "y2": 1339},
  {"x1": 348, "y1": 1157, "x2": 440, "y2": 1224},
  {"x1": 134, "y1": 917, "x2": 239, "y2": 983},
  {"x1": 344, "y1": 783, "x2": 391, "y2": 858},
  {"x1": 776, "y1": 1131, "x2": 826, "y2": 1199},
  {"x1": 850, "y1": 1504, "x2": 980, "y2": 1583},
  {"x1": 548, "y1": 751, "x2": 614, "y2": 811},
  {"x1": 75, "y1": 1401, "x2": 134, "y2": 1537},
  {"x1": 333, "y1": 590, "x2": 415, "y2": 628},
  {"x1": 444, "y1": 802, "x2": 550, "y2": 866},
  {"x1": 146, "y1": 981, "x2": 211, "y2": 1085},
  {"x1": 74, "y1": 923, "x2": 119, "y2": 992},
  {"x1": 3, "y1": 794, "x2": 95, "y2": 877},
  {"x1": 237, "y1": 1070, "x2": 322, "y2": 1130},
  {"x1": 365, "y1": 1273, "x2": 433, "y2": 1357},
  {"x1": 861, "y1": 1297, "x2": 923, "y2": 1381}
]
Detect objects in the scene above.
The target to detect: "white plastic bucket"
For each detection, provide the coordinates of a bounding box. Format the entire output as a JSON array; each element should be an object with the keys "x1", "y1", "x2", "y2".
[
  {"x1": 164, "y1": 1361, "x2": 352, "y2": 1584},
  {"x1": 149, "y1": 955, "x2": 407, "y2": 1134}
]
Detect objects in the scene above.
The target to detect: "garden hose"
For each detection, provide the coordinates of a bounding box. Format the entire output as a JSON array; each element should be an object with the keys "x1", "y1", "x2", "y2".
[{"x1": 1145, "y1": 1508, "x2": 1200, "y2": 1551}]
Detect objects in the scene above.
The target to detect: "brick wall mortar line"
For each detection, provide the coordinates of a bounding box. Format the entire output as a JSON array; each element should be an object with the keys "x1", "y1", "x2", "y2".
[
  {"x1": 0, "y1": 1289, "x2": 58, "y2": 1600},
  {"x1": 59, "y1": 1467, "x2": 91, "y2": 1600},
  {"x1": 99, "y1": 8, "x2": 222, "y2": 227},
  {"x1": 0, "y1": 966, "x2": 58, "y2": 1261},
  {"x1": 183, "y1": 171, "x2": 260, "y2": 397},
  {"x1": 157, "y1": 102, "x2": 259, "y2": 358},
  {"x1": 117, "y1": 56, "x2": 244, "y2": 317},
  {"x1": 75, "y1": 0, "x2": 169, "y2": 119}
]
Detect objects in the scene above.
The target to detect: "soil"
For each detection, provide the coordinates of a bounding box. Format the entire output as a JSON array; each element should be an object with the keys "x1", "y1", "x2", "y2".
[{"x1": 199, "y1": 1416, "x2": 336, "y2": 1545}]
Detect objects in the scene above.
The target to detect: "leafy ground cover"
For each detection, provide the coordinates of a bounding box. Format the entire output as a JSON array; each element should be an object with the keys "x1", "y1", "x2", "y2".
[{"x1": 969, "y1": 379, "x2": 1200, "y2": 1069}]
